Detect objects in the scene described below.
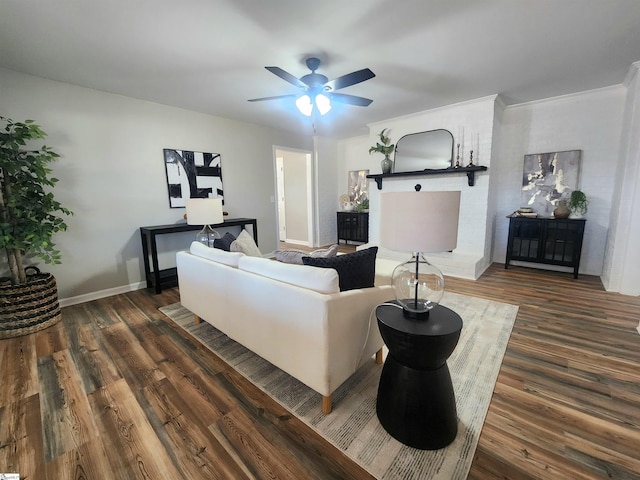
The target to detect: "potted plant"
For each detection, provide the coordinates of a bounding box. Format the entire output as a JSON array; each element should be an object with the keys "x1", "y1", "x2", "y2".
[
  {"x1": 356, "y1": 197, "x2": 369, "y2": 212},
  {"x1": 569, "y1": 190, "x2": 588, "y2": 218},
  {"x1": 369, "y1": 128, "x2": 395, "y2": 174},
  {"x1": 0, "y1": 116, "x2": 72, "y2": 338}
]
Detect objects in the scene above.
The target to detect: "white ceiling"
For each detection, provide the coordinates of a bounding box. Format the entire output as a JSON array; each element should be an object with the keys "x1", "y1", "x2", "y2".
[{"x1": 1, "y1": 0, "x2": 639, "y2": 138}]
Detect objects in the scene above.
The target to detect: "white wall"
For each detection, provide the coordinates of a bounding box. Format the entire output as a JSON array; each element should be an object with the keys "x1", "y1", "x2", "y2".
[
  {"x1": 602, "y1": 63, "x2": 640, "y2": 295},
  {"x1": 282, "y1": 151, "x2": 309, "y2": 243},
  {"x1": 313, "y1": 135, "x2": 339, "y2": 248},
  {"x1": 338, "y1": 86, "x2": 636, "y2": 291},
  {"x1": 339, "y1": 97, "x2": 497, "y2": 279},
  {"x1": 494, "y1": 86, "x2": 626, "y2": 276},
  {"x1": 0, "y1": 68, "x2": 311, "y2": 302}
]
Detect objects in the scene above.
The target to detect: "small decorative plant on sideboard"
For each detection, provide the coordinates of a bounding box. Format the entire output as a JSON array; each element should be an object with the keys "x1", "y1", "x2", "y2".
[
  {"x1": 0, "y1": 116, "x2": 73, "y2": 338},
  {"x1": 369, "y1": 128, "x2": 395, "y2": 174},
  {"x1": 569, "y1": 190, "x2": 588, "y2": 218}
]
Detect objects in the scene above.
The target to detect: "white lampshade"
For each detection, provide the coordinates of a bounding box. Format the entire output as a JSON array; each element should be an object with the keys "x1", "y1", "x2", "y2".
[
  {"x1": 379, "y1": 190, "x2": 461, "y2": 253},
  {"x1": 185, "y1": 198, "x2": 223, "y2": 226},
  {"x1": 379, "y1": 190, "x2": 461, "y2": 319}
]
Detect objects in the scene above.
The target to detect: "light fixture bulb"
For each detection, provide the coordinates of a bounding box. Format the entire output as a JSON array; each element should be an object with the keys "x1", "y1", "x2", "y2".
[
  {"x1": 315, "y1": 94, "x2": 332, "y2": 115},
  {"x1": 296, "y1": 95, "x2": 313, "y2": 116}
]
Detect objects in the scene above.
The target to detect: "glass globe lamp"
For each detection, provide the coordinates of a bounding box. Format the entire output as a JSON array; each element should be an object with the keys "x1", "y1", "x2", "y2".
[
  {"x1": 195, "y1": 225, "x2": 221, "y2": 248},
  {"x1": 379, "y1": 189, "x2": 461, "y2": 321},
  {"x1": 392, "y1": 254, "x2": 445, "y2": 318}
]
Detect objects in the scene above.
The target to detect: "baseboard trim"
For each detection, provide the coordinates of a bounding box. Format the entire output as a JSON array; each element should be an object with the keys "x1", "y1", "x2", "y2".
[{"x1": 59, "y1": 281, "x2": 147, "y2": 308}]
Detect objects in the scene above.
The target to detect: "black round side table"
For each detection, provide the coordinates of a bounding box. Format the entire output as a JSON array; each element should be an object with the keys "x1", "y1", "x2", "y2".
[{"x1": 376, "y1": 302, "x2": 463, "y2": 450}]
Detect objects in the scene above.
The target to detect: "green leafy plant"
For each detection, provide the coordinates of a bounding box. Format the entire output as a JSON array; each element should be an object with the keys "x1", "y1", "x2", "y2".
[
  {"x1": 0, "y1": 117, "x2": 72, "y2": 285},
  {"x1": 369, "y1": 128, "x2": 395, "y2": 157},
  {"x1": 569, "y1": 190, "x2": 588, "y2": 216},
  {"x1": 356, "y1": 198, "x2": 369, "y2": 211}
]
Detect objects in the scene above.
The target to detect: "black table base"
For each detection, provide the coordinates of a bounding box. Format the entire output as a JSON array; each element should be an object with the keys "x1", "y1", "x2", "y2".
[
  {"x1": 376, "y1": 355, "x2": 457, "y2": 450},
  {"x1": 375, "y1": 303, "x2": 463, "y2": 450}
]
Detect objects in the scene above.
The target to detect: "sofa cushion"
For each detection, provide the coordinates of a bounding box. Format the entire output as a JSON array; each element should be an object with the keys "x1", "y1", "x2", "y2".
[
  {"x1": 230, "y1": 229, "x2": 262, "y2": 257},
  {"x1": 302, "y1": 246, "x2": 378, "y2": 291},
  {"x1": 275, "y1": 244, "x2": 339, "y2": 265},
  {"x1": 238, "y1": 256, "x2": 339, "y2": 294},
  {"x1": 213, "y1": 232, "x2": 236, "y2": 251},
  {"x1": 190, "y1": 241, "x2": 245, "y2": 267}
]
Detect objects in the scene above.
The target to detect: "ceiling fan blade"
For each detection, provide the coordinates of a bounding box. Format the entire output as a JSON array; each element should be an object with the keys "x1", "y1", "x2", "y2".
[
  {"x1": 265, "y1": 66, "x2": 308, "y2": 88},
  {"x1": 329, "y1": 92, "x2": 373, "y2": 107},
  {"x1": 248, "y1": 94, "x2": 297, "y2": 102},
  {"x1": 324, "y1": 68, "x2": 375, "y2": 91}
]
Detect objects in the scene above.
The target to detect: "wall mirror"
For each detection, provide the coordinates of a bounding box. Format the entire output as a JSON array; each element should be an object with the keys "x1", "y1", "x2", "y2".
[{"x1": 393, "y1": 129, "x2": 454, "y2": 172}]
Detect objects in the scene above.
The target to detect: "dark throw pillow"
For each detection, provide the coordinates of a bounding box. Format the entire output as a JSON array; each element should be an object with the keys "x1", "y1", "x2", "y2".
[
  {"x1": 302, "y1": 246, "x2": 377, "y2": 291},
  {"x1": 213, "y1": 232, "x2": 236, "y2": 251}
]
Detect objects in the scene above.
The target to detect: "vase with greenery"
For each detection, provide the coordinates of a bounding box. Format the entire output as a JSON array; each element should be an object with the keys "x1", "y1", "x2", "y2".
[
  {"x1": 569, "y1": 190, "x2": 588, "y2": 218},
  {"x1": 0, "y1": 117, "x2": 72, "y2": 337},
  {"x1": 369, "y1": 128, "x2": 395, "y2": 174}
]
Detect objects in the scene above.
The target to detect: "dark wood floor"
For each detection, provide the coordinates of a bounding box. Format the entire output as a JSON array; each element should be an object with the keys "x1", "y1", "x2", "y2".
[{"x1": 1, "y1": 256, "x2": 639, "y2": 479}]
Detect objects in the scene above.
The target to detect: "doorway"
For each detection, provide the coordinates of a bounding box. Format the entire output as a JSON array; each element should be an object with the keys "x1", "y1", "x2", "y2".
[{"x1": 274, "y1": 147, "x2": 314, "y2": 247}]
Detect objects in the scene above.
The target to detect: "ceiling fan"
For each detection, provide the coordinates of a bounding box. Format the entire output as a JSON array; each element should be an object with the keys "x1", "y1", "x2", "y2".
[{"x1": 248, "y1": 57, "x2": 375, "y2": 116}]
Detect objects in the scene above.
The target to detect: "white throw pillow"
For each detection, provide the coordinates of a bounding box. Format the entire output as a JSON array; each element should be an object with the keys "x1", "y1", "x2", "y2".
[
  {"x1": 189, "y1": 241, "x2": 245, "y2": 267},
  {"x1": 275, "y1": 244, "x2": 339, "y2": 264},
  {"x1": 238, "y1": 256, "x2": 339, "y2": 294},
  {"x1": 230, "y1": 229, "x2": 262, "y2": 257}
]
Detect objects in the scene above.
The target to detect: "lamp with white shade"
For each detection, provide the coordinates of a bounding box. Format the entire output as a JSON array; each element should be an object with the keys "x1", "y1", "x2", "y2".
[
  {"x1": 185, "y1": 198, "x2": 224, "y2": 247},
  {"x1": 379, "y1": 189, "x2": 461, "y2": 319}
]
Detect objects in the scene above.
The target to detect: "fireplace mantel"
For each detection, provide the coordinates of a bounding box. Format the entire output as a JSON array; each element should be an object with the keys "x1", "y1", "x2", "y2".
[{"x1": 367, "y1": 165, "x2": 488, "y2": 189}]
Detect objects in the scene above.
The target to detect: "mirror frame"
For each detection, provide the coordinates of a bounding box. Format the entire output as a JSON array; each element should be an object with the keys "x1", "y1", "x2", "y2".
[{"x1": 393, "y1": 129, "x2": 454, "y2": 172}]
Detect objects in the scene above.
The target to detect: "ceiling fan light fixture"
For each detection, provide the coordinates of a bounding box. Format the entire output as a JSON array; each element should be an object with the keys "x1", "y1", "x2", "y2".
[
  {"x1": 315, "y1": 94, "x2": 331, "y2": 115},
  {"x1": 296, "y1": 94, "x2": 313, "y2": 116},
  {"x1": 250, "y1": 58, "x2": 374, "y2": 116}
]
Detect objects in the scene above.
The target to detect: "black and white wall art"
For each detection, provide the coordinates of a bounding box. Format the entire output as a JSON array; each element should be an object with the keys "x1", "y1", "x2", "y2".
[
  {"x1": 521, "y1": 149, "x2": 581, "y2": 216},
  {"x1": 163, "y1": 149, "x2": 223, "y2": 208}
]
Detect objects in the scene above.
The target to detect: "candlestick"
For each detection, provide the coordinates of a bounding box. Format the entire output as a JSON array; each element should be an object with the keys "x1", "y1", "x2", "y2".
[
  {"x1": 468, "y1": 150, "x2": 474, "y2": 167},
  {"x1": 455, "y1": 143, "x2": 460, "y2": 168}
]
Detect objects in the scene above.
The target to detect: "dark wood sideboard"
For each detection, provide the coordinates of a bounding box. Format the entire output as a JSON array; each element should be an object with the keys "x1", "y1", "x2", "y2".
[
  {"x1": 140, "y1": 218, "x2": 257, "y2": 293},
  {"x1": 505, "y1": 216, "x2": 586, "y2": 278},
  {"x1": 337, "y1": 211, "x2": 369, "y2": 244}
]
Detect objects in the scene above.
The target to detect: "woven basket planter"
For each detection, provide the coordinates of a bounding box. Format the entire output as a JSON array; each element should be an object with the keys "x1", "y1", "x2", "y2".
[{"x1": 0, "y1": 268, "x2": 61, "y2": 339}]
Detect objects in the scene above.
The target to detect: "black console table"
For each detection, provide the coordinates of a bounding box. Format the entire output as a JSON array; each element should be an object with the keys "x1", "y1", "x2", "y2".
[
  {"x1": 505, "y1": 217, "x2": 585, "y2": 278},
  {"x1": 140, "y1": 218, "x2": 257, "y2": 294},
  {"x1": 376, "y1": 302, "x2": 463, "y2": 450}
]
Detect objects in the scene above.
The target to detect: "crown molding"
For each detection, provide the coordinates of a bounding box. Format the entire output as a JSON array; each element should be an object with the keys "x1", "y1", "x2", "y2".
[
  {"x1": 623, "y1": 61, "x2": 640, "y2": 87},
  {"x1": 367, "y1": 94, "x2": 499, "y2": 130},
  {"x1": 504, "y1": 84, "x2": 624, "y2": 111}
]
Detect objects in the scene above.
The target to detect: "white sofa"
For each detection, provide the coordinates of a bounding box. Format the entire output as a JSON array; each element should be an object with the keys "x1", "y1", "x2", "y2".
[{"x1": 176, "y1": 242, "x2": 394, "y2": 413}]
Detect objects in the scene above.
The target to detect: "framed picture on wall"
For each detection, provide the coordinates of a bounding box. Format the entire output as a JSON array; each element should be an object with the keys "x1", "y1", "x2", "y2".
[
  {"x1": 521, "y1": 149, "x2": 581, "y2": 216},
  {"x1": 163, "y1": 149, "x2": 223, "y2": 208},
  {"x1": 348, "y1": 169, "x2": 369, "y2": 204}
]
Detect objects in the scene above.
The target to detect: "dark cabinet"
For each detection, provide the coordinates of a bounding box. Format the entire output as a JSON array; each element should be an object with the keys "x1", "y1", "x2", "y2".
[
  {"x1": 505, "y1": 217, "x2": 586, "y2": 278},
  {"x1": 337, "y1": 211, "x2": 369, "y2": 244}
]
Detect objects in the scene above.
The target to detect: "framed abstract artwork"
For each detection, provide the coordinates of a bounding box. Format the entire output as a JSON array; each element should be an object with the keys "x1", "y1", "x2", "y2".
[
  {"x1": 521, "y1": 150, "x2": 581, "y2": 216},
  {"x1": 348, "y1": 169, "x2": 369, "y2": 203},
  {"x1": 163, "y1": 149, "x2": 223, "y2": 208}
]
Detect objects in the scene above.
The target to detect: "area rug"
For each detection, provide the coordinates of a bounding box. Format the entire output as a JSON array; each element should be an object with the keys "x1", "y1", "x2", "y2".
[{"x1": 159, "y1": 292, "x2": 518, "y2": 480}]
